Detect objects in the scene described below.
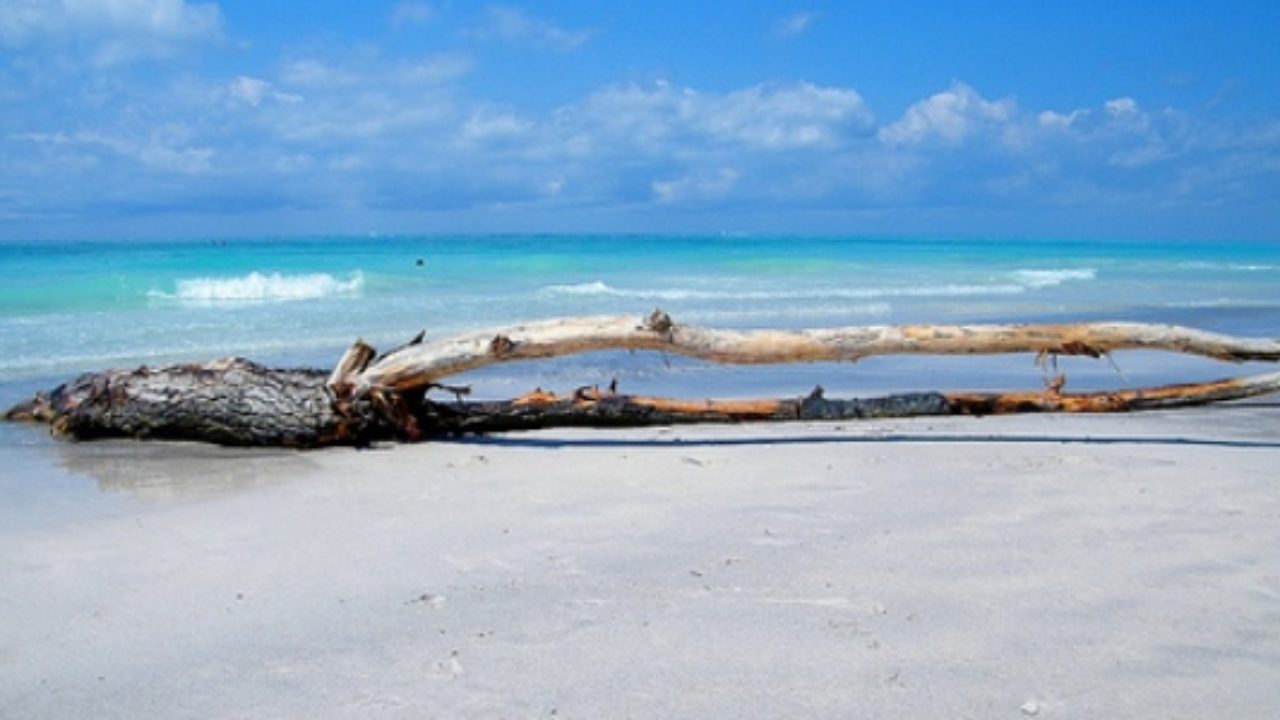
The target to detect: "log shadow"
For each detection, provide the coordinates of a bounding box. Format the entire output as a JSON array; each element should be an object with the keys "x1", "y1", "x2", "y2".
[
  {"x1": 459, "y1": 433, "x2": 1280, "y2": 451},
  {"x1": 53, "y1": 439, "x2": 320, "y2": 501}
]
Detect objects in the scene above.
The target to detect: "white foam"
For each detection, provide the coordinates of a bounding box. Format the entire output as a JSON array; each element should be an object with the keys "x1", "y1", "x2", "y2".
[
  {"x1": 540, "y1": 280, "x2": 1032, "y2": 302},
  {"x1": 1011, "y1": 268, "x2": 1097, "y2": 289},
  {"x1": 150, "y1": 271, "x2": 364, "y2": 304},
  {"x1": 685, "y1": 303, "x2": 893, "y2": 322},
  {"x1": 544, "y1": 281, "x2": 617, "y2": 296},
  {"x1": 1165, "y1": 298, "x2": 1276, "y2": 309},
  {"x1": 541, "y1": 268, "x2": 1097, "y2": 304},
  {"x1": 1177, "y1": 262, "x2": 1278, "y2": 272}
]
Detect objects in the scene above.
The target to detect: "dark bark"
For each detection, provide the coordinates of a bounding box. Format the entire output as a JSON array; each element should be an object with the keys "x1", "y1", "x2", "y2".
[
  {"x1": 5, "y1": 359, "x2": 389, "y2": 447},
  {"x1": 420, "y1": 387, "x2": 953, "y2": 436},
  {"x1": 9, "y1": 357, "x2": 1278, "y2": 447}
]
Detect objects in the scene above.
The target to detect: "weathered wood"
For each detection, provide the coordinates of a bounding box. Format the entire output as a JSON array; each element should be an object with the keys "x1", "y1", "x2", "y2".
[
  {"x1": 10, "y1": 358, "x2": 388, "y2": 447},
  {"x1": 9, "y1": 362, "x2": 1280, "y2": 446},
  {"x1": 418, "y1": 372, "x2": 1280, "y2": 435},
  {"x1": 352, "y1": 311, "x2": 1280, "y2": 396},
  {"x1": 7, "y1": 314, "x2": 1280, "y2": 447},
  {"x1": 943, "y1": 371, "x2": 1280, "y2": 415},
  {"x1": 325, "y1": 339, "x2": 376, "y2": 396}
]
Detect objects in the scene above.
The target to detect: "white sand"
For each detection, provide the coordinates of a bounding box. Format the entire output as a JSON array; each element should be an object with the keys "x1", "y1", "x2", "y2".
[{"x1": 2, "y1": 404, "x2": 1279, "y2": 718}]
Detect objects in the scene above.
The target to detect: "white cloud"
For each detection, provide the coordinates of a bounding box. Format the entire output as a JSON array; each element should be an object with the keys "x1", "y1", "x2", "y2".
[
  {"x1": 878, "y1": 82, "x2": 1014, "y2": 146},
  {"x1": 390, "y1": 2, "x2": 433, "y2": 28},
  {"x1": 1104, "y1": 97, "x2": 1139, "y2": 116},
  {"x1": 571, "y1": 80, "x2": 874, "y2": 153},
  {"x1": 228, "y1": 75, "x2": 269, "y2": 105},
  {"x1": 1102, "y1": 96, "x2": 1154, "y2": 134},
  {"x1": 462, "y1": 109, "x2": 531, "y2": 142},
  {"x1": 397, "y1": 55, "x2": 473, "y2": 85},
  {"x1": 227, "y1": 76, "x2": 301, "y2": 107},
  {"x1": 16, "y1": 126, "x2": 214, "y2": 174},
  {"x1": 1037, "y1": 109, "x2": 1084, "y2": 130},
  {"x1": 773, "y1": 11, "x2": 816, "y2": 38},
  {"x1": 709, "y1": 83, "x2": 873, "y2": 148},
  {"x1": 652, "y1": 168, "x2": 739, "y2": 203},
  {"x1": 472, "y1": 6, "x2": 589, "y2": 52},
  {"x1": 1107, "y1": 144, "x2": 1169, "y2": 168},
  {"x1": 0, "y1": 0, "x2": 223, "y2": 64},
  {"x1": 279, "y1": 60, "x2": 362, "y2": 88},
  {"x1": 1030, "y1": 96, "x2": 1172, "y2": 168},
  {"x1": 279, "y1": 54, "x2": 469, "y2": 90},
  {"x1": 4, "y1": 56, "x2": 1276, "y2": 239}
]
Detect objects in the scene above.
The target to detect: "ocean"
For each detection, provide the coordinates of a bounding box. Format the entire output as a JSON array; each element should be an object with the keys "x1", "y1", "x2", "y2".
[
  {"x1": 1, "y1": 233, "x2": 1278, "y2": 525},
  {"x1": 2, "y1": 234, "x2": 1279, "y2": 410}
]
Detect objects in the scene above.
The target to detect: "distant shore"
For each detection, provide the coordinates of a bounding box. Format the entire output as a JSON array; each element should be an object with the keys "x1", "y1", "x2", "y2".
[{"x1": 2, "y1": 403, "x2": 1278, "y2": 717}]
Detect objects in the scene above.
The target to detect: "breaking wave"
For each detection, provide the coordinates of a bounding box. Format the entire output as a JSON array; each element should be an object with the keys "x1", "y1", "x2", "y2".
[
  {"x1": 685, "y1": 303, "x2": 893, "y2": 322},
  {"x1": 540, "y1": 268, "x2": 1096, "y2": 302},
  {"x1": 1176, "y1": 262, "x2": 1278, "y2": 272},
  {"x1": 1011, "y1": 268, "x2": 1097, "y2": 288},
  {"x1": 541, "y1": 281, "x2": 1020, "y2": 301},
  {"x1": 150, "y1": 271, "x2": 365, "y2": 303}
]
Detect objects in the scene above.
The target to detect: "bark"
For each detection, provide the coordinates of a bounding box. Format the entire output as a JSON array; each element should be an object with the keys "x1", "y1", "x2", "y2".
[
  {"x1": 5, "y1": 358, "x2": 388, "y2": 447},
  {"x1": 353, "y1": 311, "x2": 1280, "y2": 396},
  {"x1": 6, "y1": 313, "x2": 1280, "y2": 447},
  {"x1": 10, "y1": 361, "x2": 1277, "y2": 446},
  {"x1": 422, "y1": 372, "x2": 1280, "y2": 435}
]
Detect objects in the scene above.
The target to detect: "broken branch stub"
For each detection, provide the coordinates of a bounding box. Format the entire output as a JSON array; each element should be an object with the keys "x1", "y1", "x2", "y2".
[{"x1": 326, "y1": 339, "x2": 376, "y2": 397}]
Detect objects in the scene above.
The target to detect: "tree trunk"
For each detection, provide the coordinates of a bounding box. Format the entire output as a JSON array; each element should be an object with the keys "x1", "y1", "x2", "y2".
[
  {"x1": 5, "y1": 359, "x2": 388, "y2": 447},
  {"x1": 7, "y1": 313, "x2": 1280, "y2": 447},
  {"x1": 8, "y1": 362, "x2": 1279, "y2": 447}
]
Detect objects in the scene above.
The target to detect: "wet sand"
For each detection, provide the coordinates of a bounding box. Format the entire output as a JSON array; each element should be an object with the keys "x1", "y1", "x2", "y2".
[{"x1": 2, "y1": 404, "x2": 1279, "y2": 718}]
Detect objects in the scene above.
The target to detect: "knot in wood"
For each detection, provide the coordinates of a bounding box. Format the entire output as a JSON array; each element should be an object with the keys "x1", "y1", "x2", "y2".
[
  {"x1": 489, "y1": 334, "x2": 517, "y2": 357},
  {"x1": 643, "y1": 308, "x2": 675, "y2": 338},
  {"x1": 1044, "y1": 373, "x2": 1067, "y2": 397},
  {"x1": 1056, "y1": 341, "x2": 1103, "y2": 358}
]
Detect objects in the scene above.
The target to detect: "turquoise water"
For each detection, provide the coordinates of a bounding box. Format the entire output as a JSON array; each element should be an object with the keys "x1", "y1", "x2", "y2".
[{"x1": 2, "y1": 235, "x2": 1279, "y2": 404}]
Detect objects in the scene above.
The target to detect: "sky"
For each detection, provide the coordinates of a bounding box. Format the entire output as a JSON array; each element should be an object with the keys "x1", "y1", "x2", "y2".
[{"x1": 1, "y1": 0, "x2": 1278, "y2": 241}]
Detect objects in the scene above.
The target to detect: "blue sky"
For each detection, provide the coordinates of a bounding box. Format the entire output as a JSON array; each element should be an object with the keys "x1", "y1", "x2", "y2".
[{"x1": 2, "y1": 1, "x2": 1278, "y2": 240}]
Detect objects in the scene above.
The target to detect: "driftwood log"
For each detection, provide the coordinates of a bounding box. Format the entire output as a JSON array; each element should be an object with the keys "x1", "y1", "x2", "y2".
[{"x1": 7, "y1": 312, "x2": 1280, "y2": 447}]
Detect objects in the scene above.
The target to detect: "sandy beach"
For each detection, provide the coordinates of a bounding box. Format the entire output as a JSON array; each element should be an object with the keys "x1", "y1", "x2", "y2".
[{"x1": 2, "y1": 403, "x2": 1279, "y2": 718}]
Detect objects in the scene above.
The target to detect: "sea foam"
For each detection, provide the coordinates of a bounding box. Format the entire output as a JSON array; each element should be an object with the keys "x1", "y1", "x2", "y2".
[
  {"x1": 540, "y1": 281, "x2": 1020, "y2": 300},
  {"x1": 540, "y1": 269, "x2": 1095, "y2": 302},
  {"x1": 1011, "y1": 268, "x2": 1097, "y2": 288},
  {"x1": 151, "y1": 271, "x2": 365, "y2": 303}
]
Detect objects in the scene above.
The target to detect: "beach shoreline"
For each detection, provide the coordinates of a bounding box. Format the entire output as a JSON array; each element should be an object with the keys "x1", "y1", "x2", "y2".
[{"x1": 2, "y1": 403, "x2": 1278, "y2": 718}]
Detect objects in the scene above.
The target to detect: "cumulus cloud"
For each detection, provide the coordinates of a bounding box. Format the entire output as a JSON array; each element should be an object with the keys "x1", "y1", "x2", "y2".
[
  {"x1": 279, "y1": 54, "x2": 470, "y2": 90},
  {"x1": 1104, "y1": 97, "x2": 1139, "y2": 116},
  {"x1": 1107, "y1": 144, "x2": 1170, "y2": 168},
  {"x1": 397, "y1": 55, "x2": 474, "y2": 85},
  {"x1": 1024, "y1": 96, "x2": 1177, "y2": 170},
  {"x1": 462, "y1": 108, "x2": 531, "y2": 142},
  {"x1": 471, "y1": 6, "x2": 590, "y2": 52},
  {"x1": 227, "y1": 76, "x2": 301, "y2": 107},
  {"x1": 773, "y1": 11, "x2": 816, "y2": 38},
  {"x1": 878, "y1": 82, "x2": 1014, "y2": 146},
  {"x1": 1037, "y1": 109, "x2": 1083, "y2": 130},
  {"x1": 14, "y1": 126, "x2": 214, "y2": 174},
  {"x1": 236, "y1": 53, "x2": 470, "y2": 149},
  {"x1": 390, "y1": 1, "x2": 433, "y2": 28},
  {"x1": 568, "y1": 80, "x2": 874, "y2": 153},
  {"x1": 2, "y1": 48, "x2": 1277, "y2": 239},
  {"x1": 652, "y1": 168, "x2": 740, "y2": 203},
  {"x1": 278, "y1": 59, "x2": 362, "y2": 89},
  {"x1": 0, "y1": 0, "x2": 223, "y2": 64}
]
